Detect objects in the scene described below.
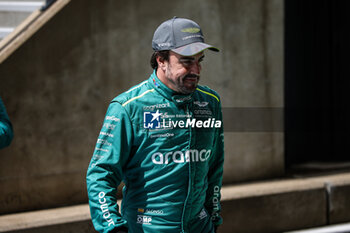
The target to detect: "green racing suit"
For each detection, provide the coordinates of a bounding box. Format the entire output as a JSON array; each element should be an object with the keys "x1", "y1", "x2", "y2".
[{"x1": 86, "y1": 71, "x2": 224, "y2": 233}]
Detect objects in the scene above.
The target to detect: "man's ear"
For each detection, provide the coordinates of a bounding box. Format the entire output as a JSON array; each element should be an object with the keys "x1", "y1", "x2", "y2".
[{"x1": 156, "y1": 56, "x2": 167, "y2": 71}]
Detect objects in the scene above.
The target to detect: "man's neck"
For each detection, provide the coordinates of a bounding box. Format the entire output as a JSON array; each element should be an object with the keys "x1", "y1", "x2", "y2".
[{"x1": 156, "y1": 68, "x2": 165, "y2": 85}]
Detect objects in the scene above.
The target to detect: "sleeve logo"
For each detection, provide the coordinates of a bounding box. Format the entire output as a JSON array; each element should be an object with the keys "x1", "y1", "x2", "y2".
[{"x1": 137, "y1": 215, "x2": 152, "y2": 225}]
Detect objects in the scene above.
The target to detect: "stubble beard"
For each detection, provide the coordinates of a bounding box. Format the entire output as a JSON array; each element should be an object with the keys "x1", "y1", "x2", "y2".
[{"x1": 166, "y1": 67, "x2": 199, "y2": 95}]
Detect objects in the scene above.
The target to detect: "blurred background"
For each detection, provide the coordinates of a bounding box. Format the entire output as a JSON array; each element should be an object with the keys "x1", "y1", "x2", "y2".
[{"x1": 0, "y1": 0, "x2": 349, "y2": 232}]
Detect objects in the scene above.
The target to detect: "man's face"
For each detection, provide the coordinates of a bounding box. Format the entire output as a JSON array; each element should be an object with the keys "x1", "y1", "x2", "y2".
[{"x1": 163, "y1": 51, "x2": 204, "y2": 94}]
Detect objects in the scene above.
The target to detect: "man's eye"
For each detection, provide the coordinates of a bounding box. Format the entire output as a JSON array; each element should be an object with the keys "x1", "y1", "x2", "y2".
[{"x1": 181, "y1": 60, "x2": 193, "y2": 65}]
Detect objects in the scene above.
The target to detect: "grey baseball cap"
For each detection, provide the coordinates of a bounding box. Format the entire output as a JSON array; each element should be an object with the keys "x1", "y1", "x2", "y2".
[{"x1": 152, "y1": 17, "x2": 219, "y2": 56}]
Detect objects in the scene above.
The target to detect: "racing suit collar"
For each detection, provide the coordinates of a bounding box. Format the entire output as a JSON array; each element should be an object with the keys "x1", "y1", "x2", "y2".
[{"x1": 149, "y1": 70, "x2": 194, "y2": 106}]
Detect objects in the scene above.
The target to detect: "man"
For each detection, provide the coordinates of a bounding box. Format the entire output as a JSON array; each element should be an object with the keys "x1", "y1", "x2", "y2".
[
  {"x1": 0, "y1": 96, "x2": 13, "y2": 149},
  {"x1": 87, "y1": 17, "x2": 224, "y2": 233}
]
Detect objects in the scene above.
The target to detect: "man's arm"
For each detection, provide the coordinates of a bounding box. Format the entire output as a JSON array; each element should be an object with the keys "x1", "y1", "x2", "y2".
[
  {"x1": 205, "y1": 101, "x2": 224, "y2": 229},
  {"x1": 86, "y1": 102, "x2": 133, "y2": 233},
  {"x1": 0, "y1": 97, "x2": 13, "y2": 149}
]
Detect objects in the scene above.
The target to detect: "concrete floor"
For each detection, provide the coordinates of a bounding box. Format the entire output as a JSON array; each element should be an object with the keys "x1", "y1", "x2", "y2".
[{"x1": 1, "y1": 172, "x2": 349, "y2": 233}]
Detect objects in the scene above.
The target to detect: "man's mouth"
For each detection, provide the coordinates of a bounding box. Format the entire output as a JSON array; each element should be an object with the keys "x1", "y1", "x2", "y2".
[
  {"x1": 185, "y1": 77, "x2": 197, "y2": 82},
  {"x1": 184, "y1": 74, "x2": 200, "y2": 82}
]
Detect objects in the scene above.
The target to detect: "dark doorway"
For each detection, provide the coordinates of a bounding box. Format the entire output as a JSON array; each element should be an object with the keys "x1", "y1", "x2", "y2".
[{"x1": 285, "y1": 0, "x2": 350, "y2": 171}]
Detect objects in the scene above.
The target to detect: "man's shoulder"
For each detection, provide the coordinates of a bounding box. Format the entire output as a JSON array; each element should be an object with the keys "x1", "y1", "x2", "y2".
[
  {"x1": 111, "y1": 80, "x2": 151, "y2": 106},
  {"x1": 195, "y1": 85, "x2": 221, "y2": 104}
]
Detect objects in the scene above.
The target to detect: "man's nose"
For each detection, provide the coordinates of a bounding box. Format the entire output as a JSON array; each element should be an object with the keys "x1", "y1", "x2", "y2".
[{"x1": 190, "y1": 62, "x2": 201, "y2": 74}]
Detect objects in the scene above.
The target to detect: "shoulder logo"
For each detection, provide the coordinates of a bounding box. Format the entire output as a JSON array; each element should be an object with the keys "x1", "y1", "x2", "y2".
[{"x1": 181, "y1": 27, "x2": 200, "y2": 33}]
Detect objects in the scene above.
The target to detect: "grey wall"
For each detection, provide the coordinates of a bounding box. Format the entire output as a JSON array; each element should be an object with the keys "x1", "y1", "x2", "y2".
[{"x1": 0, "y1": 0, "x2": 283, "y2": 214}]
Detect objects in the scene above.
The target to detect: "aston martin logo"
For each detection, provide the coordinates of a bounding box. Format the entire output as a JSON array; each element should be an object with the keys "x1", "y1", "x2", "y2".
[{"x1": 181, "y1": 27, "x2": 200, "y2": 33}]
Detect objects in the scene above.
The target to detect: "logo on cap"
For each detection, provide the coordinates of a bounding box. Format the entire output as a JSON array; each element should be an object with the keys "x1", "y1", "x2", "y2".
[{"x1": 181, "y1": 27, "x2": 200, "y2": 33}]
